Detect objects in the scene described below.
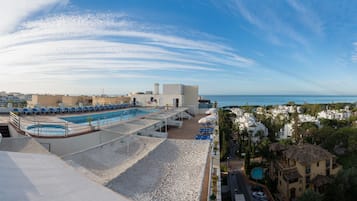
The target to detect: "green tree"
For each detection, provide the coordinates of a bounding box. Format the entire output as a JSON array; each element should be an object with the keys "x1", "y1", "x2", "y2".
[
  {"x1": 297, "y1": 189, "x2": 323, "y2": 201},
  {"x1": 256, "y1": 138, "x2": 271, "y2": 159},
  {"x1": 291, "y1": 111, "x2": 300, "y2": 143},
  {"x1": 348, "y1": 133, "x2": 357, "y2": 152},
  {"x1": 218, "y1": 109, "x2": 232, "y2": 160},
  {"x1": 325, "y1": 168, "x2": 357, "y2": 201}
]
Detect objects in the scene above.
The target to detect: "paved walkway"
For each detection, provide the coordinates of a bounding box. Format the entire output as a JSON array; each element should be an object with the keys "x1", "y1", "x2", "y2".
[
  {"x1": 167, "y1": 114, "x2": 210, "y2": 201},
  {"x1": 167, "y1": 114, "x2": 204, "y2": 139}
]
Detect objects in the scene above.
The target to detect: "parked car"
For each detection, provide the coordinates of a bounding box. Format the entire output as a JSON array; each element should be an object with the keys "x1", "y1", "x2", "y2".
[{"x1": 252, "y1": 191, "x2": 267, "y2": 201}]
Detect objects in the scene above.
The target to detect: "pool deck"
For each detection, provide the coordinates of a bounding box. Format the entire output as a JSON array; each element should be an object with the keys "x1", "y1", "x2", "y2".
[
  {"x1": 13, "y1": 107, "x2": 189, "y2": 137},
  {"x1": 167, "y1": 114, "x2": 205, "y2": 139}
]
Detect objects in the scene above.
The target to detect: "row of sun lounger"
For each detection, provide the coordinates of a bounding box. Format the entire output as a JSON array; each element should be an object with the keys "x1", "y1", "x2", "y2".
[{"x1": 12, "y1": 104, "x2": 131, "y2": 115}]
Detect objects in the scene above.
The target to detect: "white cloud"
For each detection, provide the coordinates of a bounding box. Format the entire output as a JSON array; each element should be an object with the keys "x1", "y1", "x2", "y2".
[
  {"x1": 286, "y1": 0, "x2": 324, "y2": 36},
  {"x1": 0, "y1": 13, "x2": 254, "y2": 93},
  {"x1": 352, "y1": 42, "x2": 357, "y2": 62},
  {"x1": 225, "y1": 0, "x2": 310, "y2": 48},
  {"x1": 0, "y1": 0, "x2": 68, "y2": 34}
]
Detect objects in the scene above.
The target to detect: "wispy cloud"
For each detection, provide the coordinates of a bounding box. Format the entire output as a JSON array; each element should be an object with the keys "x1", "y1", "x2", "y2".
[
  {"x1": 286, "y1": 0, "x2": 324, "y2": 36},
  {"x1": 223, "y1": 0, "x2": 312, "y2": 48},
  {"x1": 0, "y1": 0, "x2": 68, "y2": 34},
  {"x1": 0, "y1": 12, "x2": 254, "y2": 93},
  {"x1": 352, "y1": 42, "x2": 357, "y2": 62}
]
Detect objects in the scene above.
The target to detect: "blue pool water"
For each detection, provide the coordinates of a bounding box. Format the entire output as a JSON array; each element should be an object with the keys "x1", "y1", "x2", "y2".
[
  {"x1": 251, "y1": 167, "x2": 264, "y2": 180},
  {"x1": 26, "y1": 124, "x2": 68, "y2": 136},
  {"x1": 60, "y1": 108, "x2": 157, "y2": 124}
]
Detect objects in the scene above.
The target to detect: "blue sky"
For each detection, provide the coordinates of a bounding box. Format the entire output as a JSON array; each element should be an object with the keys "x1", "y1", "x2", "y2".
[{"x1": 1, "y1": 0, "x2": 357, "y2": 95}]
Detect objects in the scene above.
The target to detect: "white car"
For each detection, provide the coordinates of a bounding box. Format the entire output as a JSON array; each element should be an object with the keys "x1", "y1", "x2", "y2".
[{"x1": 252, "y1": 191, "x2": 267, "y2": 201}]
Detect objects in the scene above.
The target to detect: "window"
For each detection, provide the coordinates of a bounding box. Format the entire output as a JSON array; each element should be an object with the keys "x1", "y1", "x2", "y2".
[
  {"x1": 305, "y1": 165, "x2": 311, "y2": 174},
  {"x1": 306, "y1": 176, "x2": 310, "y2": 184},
  {"x1": 317, "y1": 162, "x2": 319, "y2": 167},
  {"x1": 326, "y1": 159, "x2": 330, "y2": 168},
  {"x1": 299, "y1": 187, "x2": 302, "y2": 192}
]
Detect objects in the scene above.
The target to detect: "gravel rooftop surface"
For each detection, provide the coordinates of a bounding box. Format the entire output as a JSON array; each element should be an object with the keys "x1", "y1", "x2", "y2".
[{"x1": 106, "y1": 139, "x2": 210, "y2": 201}]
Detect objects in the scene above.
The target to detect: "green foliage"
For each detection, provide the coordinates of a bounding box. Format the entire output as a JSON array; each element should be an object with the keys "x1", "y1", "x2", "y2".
[
  {"x1": 347, "y1": 133, "x2": 357, "y2": 152},
  {"x1": 256, "y1": 138, "x2": 272, "y2": 159},
  {"x1": 320, "y1": 119, "x2": 350, "y2": 129},
  {"x1": 337, "y1": 153, "x2": 357, "y2": 169},
  {"x1": 240, "y1": 105, "x2": 257, "y2": 113},
  {"x1": 210, "y1": 193, "x2": 216, "y2": 200},
  {"x1": 219, "y1": 109, "x2": 232, "y2": 160},
  {"x1": 315, "y1": 127, "x2": 357, "y2": 154},
  {"x1": 325, "y1": 168, "x2": 357, "y2": 201},
  {"x1": 297, "y1": 189, "x2": 323, "y2": 201},
  {"x1": 220, "y1": 164, "x2": 228, "y2": 172},
  {"x1": 259, "y1": 115, "x2": 284, "y2": 142},
  {"x1": 300, "y1": 103, "x2": 323, "y2": 116},
  {"x1": 286, "y1": 101, "x2": 295, "y2": 106},
  {"x1": 279, "y1": 138, "x2": 293, "y2": 145}
]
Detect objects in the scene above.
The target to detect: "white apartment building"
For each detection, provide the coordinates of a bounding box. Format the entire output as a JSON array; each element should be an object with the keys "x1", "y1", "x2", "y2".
[
  {"x1": 278, "y1": 123, "x2": 293, "y2": 139},
  {"x1": 230, "y1": 108, "x2": 244, "y2": 117},
  {"x1": 129, "y1": 83, "x2": 199, "y2": 114},
  {"x1": 234, "y1": 112, "x2": 268, "y2": 143},
  {"x1": 317, "y1": 109, "x2": 351, "y2": 120}
]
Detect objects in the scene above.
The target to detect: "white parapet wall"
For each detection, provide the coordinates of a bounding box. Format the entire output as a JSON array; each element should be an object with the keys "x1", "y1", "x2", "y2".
[{"x1": 8, "y1": 124, "x2": 122, "y2": 156}]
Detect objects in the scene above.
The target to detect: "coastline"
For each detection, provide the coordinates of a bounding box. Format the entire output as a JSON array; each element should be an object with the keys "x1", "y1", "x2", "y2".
[{"x1": 201, "y1": 95, "x2": 357, "y2": 107}]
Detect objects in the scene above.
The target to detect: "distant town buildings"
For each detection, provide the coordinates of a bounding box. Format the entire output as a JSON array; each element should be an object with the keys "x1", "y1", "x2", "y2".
[
  {"x1": 0, "y1": 91, "x2": 30, "y2": 108},
  {"x1": 27, "y1": 94, "x2": 130, "y2": 108},
  {"x1": 233, "y1": 110, "x2": 268, "y2": 143},
  {"x1": 317, "y1": 108, "x2": 351, "y2": 120}
]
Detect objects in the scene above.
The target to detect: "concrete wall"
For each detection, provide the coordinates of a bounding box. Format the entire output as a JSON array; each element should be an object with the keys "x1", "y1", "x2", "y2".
[
  {"x1": 183, "y1": 85, "x2": 199, "y2": 114},
  {"x1": 62, "y1": 96, "x2": 92, "y2": 106},
  {"x1": 35, "y1": 131, "x2": 122, "y2": 156},
  {"x1": 92, "y1": 96, "x2": 130, "y2": 105},
  {"x1": 8, "y1": 125, "x2": 122, "y2": 156},
  {"x1": 163, "y1": 84, "x2": 184, "y2": 95},
  {"x1": 132, "y1": 94, "x2": 184, "y2": 107},
  {"x1": 27, "y1": 95, "x2": 63, "y2": 107}
]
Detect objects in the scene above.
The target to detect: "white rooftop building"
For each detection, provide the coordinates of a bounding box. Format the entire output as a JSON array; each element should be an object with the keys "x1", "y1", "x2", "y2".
[
  {"x1": 234, "y1": 112, "x2": 268, "y2": 143},
  {"x1": 278, "y1": 123, "x2": 293, "y2": 139},
  {"x1": 317, "y1": 109, "x2": 351, "y2": 120},
  {"x1": 129, "y1": 83, "x2": 199, "y2": 114}
]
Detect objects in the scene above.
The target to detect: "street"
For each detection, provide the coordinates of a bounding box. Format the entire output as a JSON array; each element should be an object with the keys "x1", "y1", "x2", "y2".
[{"x1": 228, "y1": 171, "x2": 254, "y2": 201}]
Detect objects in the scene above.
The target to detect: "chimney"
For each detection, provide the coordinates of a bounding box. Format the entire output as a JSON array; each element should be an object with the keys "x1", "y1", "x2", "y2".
[{"x1": 154, "y1": 83, "x2": 159, "y2": 95}]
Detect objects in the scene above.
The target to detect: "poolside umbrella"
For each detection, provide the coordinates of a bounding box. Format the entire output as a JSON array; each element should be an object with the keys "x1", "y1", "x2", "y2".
[
  {"x1": 205, "y1": 108, "x2": 217, "y2": 115},
  {"x1": 198, "y1": 114, "x2": 217, "y2": 124}
]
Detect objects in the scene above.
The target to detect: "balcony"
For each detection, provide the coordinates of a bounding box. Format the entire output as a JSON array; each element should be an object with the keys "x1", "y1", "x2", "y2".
[{"x1": 276, "y1": 160, "x2": 296, "y2": 170}]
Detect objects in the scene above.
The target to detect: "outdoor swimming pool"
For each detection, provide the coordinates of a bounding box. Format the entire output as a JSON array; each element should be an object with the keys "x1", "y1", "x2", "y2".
[
  {"x1": 251, "y1": 167, "x2": 264, "y2": 180},
  {"x1": 26, "y1": 124, "x2": 69, "y2": 136},
  {"x1": 60, "y1": 108, "x2": 158, "y2": 125}
]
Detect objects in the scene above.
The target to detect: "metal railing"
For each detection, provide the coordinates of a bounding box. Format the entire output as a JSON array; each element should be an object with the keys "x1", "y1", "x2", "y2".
[
  {"x1": 8, "y1": 108, "x2": 159, "y2": 137},
  {"x1": 9, "y1": 112, "x2": 93, "y2": 137}
]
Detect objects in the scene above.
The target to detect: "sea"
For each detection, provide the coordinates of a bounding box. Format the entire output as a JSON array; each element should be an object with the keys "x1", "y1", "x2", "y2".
[{"x1": 201, "y1": 95, "x2": 357, "y2": 107}]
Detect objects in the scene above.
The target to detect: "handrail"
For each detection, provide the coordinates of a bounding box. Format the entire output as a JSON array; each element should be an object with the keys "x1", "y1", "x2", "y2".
[{"x1": 9, "y1": 107, "x2": 162, "y2": 138}]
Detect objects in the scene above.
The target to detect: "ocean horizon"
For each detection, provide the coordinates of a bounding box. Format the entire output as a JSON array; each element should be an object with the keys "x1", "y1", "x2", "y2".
[{"x1": 201, "y1": 95, "x2": 357, "y2": 107}]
